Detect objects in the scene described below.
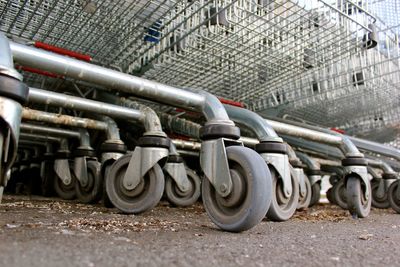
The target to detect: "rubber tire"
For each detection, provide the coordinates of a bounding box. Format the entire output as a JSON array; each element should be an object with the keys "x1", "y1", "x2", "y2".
[
  {"x1": 202, "y1": 146, "x2": 271, "y2": 232},
  {"x1": 332, "y1": 179, "x2": 347, "y2": 210},
  {"x1": 309, "y1": 182, "x2": 321, "y2": 207},
  {"x1": 346, "y1": 176, "x2": 371, "y2": 218},
  {"x1": 266, "y1": 167, "x2": 299, "y2": 222},
  {"x1": 102, "y1": 162, "x2": 114, "y2": 208},
  {"x1": 297, "y1": 175, "x2": 312, "y2": 210},
  {"x1": 106, "y1": 154, "x2": 165, "y2": 214},
  {"x1": 54, "y1": 173, "x2": 77, "y2": 200},
  {"x1": 371, "y1": 180, "x2": 390, "y2": 209},
  {"x1": 165, "y1": 168, "x2": 201, "y2": 207},
  {"x1": 326, "y1": 187, "x2": 336, "y2": 205},
  {"x1": 75, "y1": 160, "x2": 102, "y2": 204},
  {"x1": 41, "y1": 161, "x2": 56, "y2": 197},
  {"x1": 387, "y1": 180, "x2": 400, "y2": 213}
]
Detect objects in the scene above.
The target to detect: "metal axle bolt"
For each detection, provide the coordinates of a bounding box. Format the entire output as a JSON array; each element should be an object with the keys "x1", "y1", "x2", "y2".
[{"x1": 220, "y1": 183, "x2": 228, "y2": 193}]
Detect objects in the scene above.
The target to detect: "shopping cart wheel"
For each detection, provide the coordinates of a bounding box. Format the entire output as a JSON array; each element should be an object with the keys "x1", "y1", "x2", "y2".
[
  {"x1": 371, "y1": 180, "x2": 390, "y2": 209},
  {"x1": 332, "y1": 179, "x2": 347, "y2": 209},
  {"x1": 75, "y1": 160, "x2": 102, "y2": 204},
  {"x1": 387, "y1": 180, "x2": 400, "y2": 213},
  {"x1": 266, "y1": 168, "x2": 299, "y2": 222},
  {"x1": 346, "y1": 176, "x2": 371, "y2": 218},
  {"x1": 297, "y1": 175, "x2": 312, "y2": 210},
  {"x1": 101, "y1": 162, "x2": 114, "y2": 208},
  {"x1": 202, "y1": 146, "x2": 271, "y2": 232},
  {"x1": 54, "y1": 173, "x2": 77, "y2": 200},
  {"x1": 41, "y1": 161, "x2": 56, "y2": 197},
  {"x1": 165, "y1": 168, "x2": 201, "y2": 207},
  {"x1": 309, "y1": 182, "x2": 321, "y2": 207},
  {"x1": 106, "y1": 154, "x2": 164, "y2": 214},
  {"x1": 326, "y1": 187, "x2": 336, "y2": 204}
]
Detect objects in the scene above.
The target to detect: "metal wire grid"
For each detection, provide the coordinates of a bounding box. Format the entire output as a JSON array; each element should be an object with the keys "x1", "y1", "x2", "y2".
[
  {"x1": 130, "y1": 0, "x2": 375, "y2": 102},
  {"x1": 340, "y1": 105, "x2": 400, "y2": 138},
  {"x1": 0, "y1": 0, "x2": 179, "y2": 69},
  {"x1": 252, "y1": 21, "x2": 400, "y2": 125},
  {"x1": 368, "y1": 0, "x2": 400, "y2": 33}
]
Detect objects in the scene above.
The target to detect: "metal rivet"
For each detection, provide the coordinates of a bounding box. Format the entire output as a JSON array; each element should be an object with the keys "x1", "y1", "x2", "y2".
[{"x1": 220, "y1": 183, "x2": 227, "y2": 193}]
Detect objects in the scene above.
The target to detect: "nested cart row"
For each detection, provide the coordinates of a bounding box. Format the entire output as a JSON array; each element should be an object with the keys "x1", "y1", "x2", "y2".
[{"x1": 0, "y1": 0, "x2": 399, "y2": 233}]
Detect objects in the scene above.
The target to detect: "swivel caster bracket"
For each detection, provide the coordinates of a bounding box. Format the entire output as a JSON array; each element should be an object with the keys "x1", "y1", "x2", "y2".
[
  {"x1": 291, "y1": 166, "x2": 307, "y2": 198},
  {"x1": 260, "y1": 153, "x2": 292, "y2": 197},
  {"x1": 54, "y1": 159, "x2": 72, "y2": 185},
  {"x1": 344, "y1": 165, "x2": 370, "y2": 200},
  {"x1": 164, "y1": 162, "x2": 191, "y2": 193},
  {"x1": 200, "y1": 138, "x2": 242, "y2": 197},
  {"x1": 123, "y1": 146, "x2": 169, "y2": 190}
]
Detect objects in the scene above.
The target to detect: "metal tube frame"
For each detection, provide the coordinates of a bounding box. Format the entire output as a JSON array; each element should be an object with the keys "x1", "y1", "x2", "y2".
[{"x1": 10, "y1": 41, "x2": 245, "y2": 197}]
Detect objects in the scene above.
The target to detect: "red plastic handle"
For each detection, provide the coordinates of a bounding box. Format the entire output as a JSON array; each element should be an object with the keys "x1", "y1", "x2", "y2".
[
  {"x1": 218, "y1": 97, "x2": 245, "y2": 108},
  {"x1": 18, "y1": 65, "x2": 64, "y2": 79},
  {"x1": 34, "y1": 41, "x2": 92, "y2": 62},
  {"x1": 330, "y1": 128, "x2": 346, "y2": 134}
]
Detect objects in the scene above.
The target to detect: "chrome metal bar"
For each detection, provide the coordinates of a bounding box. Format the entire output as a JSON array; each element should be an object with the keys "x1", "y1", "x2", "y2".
[
  {"x1": 281, "y1": 134, "x2": 344, "y2": 159},
  {"x1": 366, "y1": 158, "x2": 396, "y2": 175},
  {"x1": 96, "y1": 92, "x2": 165, "y2": 135},
  {"x1": 28, "y1": 88, "x2": 143, "y2": 121},
  {"x1": 19, "y1": 133, "x2": 61, "y2": 144},
  {"x1": 22, "y1": 108, "x2": 108, "y2": 131},
  {"x1": 19, "y1": 123, "x2": 92, "y2": 147},
  {"x1": 265, "y1": 119, "x2": 343, "y2": 145},
  {"x1": 172, "y1": 139, "x2": 201, "y2": 151},
  {"x1": 224, "y1": 104, "x2": 281, "y2": 142},
  {"x1": 11, "y1": 42, "x2": 233, "y2": 123},
  {"x1": 349, "y1": 136, "x2": 400, "y2": 161},
  {"x1": 265, "y1": 117, "x2": 362, "y2": 157}
]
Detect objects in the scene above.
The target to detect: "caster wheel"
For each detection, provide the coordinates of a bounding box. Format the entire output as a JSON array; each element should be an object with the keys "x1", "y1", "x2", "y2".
[
  {"x1": 102, "y1": 163, "x2": 114, "y2": 208},
  {"x1": 106, "y1": 154, "x2": 165, "y2": 214},
  {"x1": 346, "y1": 176, "x2": 371, "y2": 218},
  {"x1": 326, "y1": 187, "x2": 336, "y2": 204},
  {"x1": 309, "y1": 182, "x2": 321, "y2": 207},
  {"x1": 165, "y1": 168, "x2": 201, "y2": 207},
  {"x1": 371, "y1": 180, "x2": 390, "y2": 209},
  {"x1": 54, "y1": 173, "x2": 77, "y2": 200},
  {"x1": 388, "y1": 180, "x2": 400, "y2": 213},
  {"x1": 266, "y1": 168, "x2": 299, "y2": 221},
  {"x1": 75, "y1": 160, "x2": 102, "y2": 204},
  {"x1": 297, "y1": 175, "x2": 312, "y2": 210},
  {"x1": 41, "y1": 161, "x2": 56, "y2": 197},
  {"x1": 202, "y1": 146, "x2": 271, "y2": 232},
  {"x1": 332, "y1": 179, "x2": 347, "y2": 209}
]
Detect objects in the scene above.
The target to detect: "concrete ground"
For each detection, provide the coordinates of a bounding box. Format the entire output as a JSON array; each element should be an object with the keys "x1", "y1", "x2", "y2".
[{"x1": 0, "y1": 195, "x2": 399, "y2": 267}]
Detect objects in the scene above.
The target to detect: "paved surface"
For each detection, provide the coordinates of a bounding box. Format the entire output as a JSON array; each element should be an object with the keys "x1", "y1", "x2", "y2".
[{"x1": 0, "y1": 195, "x2": 399, "y2": 267}]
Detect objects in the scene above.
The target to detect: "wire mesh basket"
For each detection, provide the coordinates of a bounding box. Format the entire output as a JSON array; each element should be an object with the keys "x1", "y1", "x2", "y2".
[
  {"x1": 0, "y1": 0, "x2": 178, "y2": 68},
  {"x1": 253, "y1": 19, "x2": 400, "y2": 131},
  {"x1": 133, "y1": 0, "x2": 376, "y2": 102}
]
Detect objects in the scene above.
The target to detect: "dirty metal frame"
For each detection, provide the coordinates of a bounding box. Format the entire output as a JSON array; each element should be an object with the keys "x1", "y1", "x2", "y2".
[
  {"x1": 295, "y1": 151, "x2": 322, "y2": 186},
  {"x1": 17, "y1": 142, "x2": 41, "y2": 169},
  {"x1": 97, "y1": 92, "x2": 191, "y2": 192},
  {"x1": 21, "y1": 108, "x2": 125, "y2": 176},
  {"x1": 20, "y1": 123, "x2": 95, "y2": 186},
  {"x1": 264, "y1": 118, "x2": 370, "y2": 199},
  {"x1": 288, "y1": 134, "x2": 400, "y2": 200},
  {"x1": 365, "y1": 158, "x2": 399, "y2": 200},
  {"x1": 10, "y1": 41, "x2": 243, "y2": 197},
  {"x1": 0, "y1": 33, "x2": 27, "y2": 185},
  {"x1": 19, "y1": 137, "x2": 57, "y2": 189},
  {"x1": 285, "y1": 144, "x2": 307, "y2": 198},
  {"x1": 26, "y1": 87, "x2": 169, "y2": 194},
  {"x1": 20, "y1": 133, "x2": 72, "y2": 187},
  {"x1": 163, "y1": 142, "x2": 191, "y2": 193},
  {"x1": 223, "y1": 104, "x2": 292, "y2": 198}
]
